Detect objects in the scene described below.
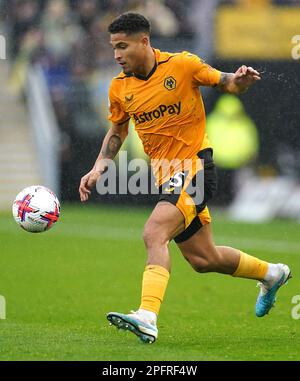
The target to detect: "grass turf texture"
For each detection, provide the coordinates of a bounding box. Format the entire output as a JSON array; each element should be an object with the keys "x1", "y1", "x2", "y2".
[{"x1": 0, "y1": 204, "x2": 299, "y2": 360}]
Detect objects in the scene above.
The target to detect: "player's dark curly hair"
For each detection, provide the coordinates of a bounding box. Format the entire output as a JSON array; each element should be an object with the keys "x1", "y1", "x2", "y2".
[{"x1": 108, "y1": 13, "x2": 151, "y2": 35}]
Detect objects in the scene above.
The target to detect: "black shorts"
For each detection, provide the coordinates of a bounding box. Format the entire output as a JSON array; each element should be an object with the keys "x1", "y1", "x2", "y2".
[{"x1": 157, "y1": 148, "x2": 217, "y2": 243}]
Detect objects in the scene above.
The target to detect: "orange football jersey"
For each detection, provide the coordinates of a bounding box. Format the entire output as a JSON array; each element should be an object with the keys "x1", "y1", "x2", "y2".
[{"x1": 108, "y1": 49, "x2": 221, "y2": 184}]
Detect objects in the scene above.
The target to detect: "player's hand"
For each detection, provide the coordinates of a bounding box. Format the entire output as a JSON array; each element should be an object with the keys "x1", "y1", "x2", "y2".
[
  {"x1": 79, "y1": 169, "x2": 100, "y2": 202},
  {"x1": 234, "y1": 65, "x2": 261, "y2": 89},
  {"x1": 79, "y1": 160, "x2": 108, "y2": 202}
]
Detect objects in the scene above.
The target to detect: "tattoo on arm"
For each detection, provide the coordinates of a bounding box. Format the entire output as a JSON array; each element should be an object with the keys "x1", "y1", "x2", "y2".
[
  {"x1": 218, "y1": 72, "x2": 230, "y2": 90},
  {"x1": 103, "y1": 134, "x2": 122, "y2": 159}
]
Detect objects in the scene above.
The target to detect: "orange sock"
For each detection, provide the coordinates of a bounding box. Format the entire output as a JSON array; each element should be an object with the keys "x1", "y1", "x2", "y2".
[
  {"x1": 232, "y1": 251, "x2": 268, "y2": 280},
  {"x1": 139, "y1": 265, "x2": 170, "y2": 315}
]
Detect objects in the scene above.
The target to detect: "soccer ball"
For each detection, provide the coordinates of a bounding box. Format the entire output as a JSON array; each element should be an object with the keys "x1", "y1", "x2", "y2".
[{"x1": 12, "y1": 185, "x2": 60, "y2": 233}]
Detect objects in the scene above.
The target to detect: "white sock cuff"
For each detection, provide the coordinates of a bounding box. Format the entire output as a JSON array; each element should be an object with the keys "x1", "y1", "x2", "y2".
[
  {"x1": 138, "y1": 309, "x2": 157, "y2": 323},
  {"x1": 264, "y1": 263, "x2": 280, "y2": 283}
]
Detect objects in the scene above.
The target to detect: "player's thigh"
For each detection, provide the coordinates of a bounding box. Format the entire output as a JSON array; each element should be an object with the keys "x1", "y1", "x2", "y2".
[
  {"x1": 176, "y1": 223, "x2": 218, "y2": 262},
  {"x1": 144, "y1": 201, "x2": 185, "y2": 243}
]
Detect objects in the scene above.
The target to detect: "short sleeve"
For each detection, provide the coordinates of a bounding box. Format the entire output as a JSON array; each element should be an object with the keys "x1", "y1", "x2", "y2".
[
  {"x1": 108, "y1": 81, "x2": 129, "y2": 124},
  {"x1": 182, "y1": 51, "x2": 221, "y2": 87}
]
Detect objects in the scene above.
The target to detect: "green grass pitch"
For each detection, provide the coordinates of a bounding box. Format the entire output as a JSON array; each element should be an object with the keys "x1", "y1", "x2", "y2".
[{"x1": 0, "y1": 204, "x2": 299, "y2": 360}]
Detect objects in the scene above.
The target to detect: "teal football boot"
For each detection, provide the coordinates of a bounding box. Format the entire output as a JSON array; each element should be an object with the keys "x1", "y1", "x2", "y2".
[
  {"x1": 107, "y1": 311, "x2": 158, "y2": 343},
  {"x1": 256, "y1": 264, "x2": 291, "y2": 317}
]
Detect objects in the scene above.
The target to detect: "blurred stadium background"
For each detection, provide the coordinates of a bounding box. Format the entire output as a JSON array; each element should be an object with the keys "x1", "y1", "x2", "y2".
[
  {"x1": 0, "y1": 0, "x2": 299, "y2": 219},
  {"x1": 0, "y1": 0, "x2": 300, "y2": 361}
]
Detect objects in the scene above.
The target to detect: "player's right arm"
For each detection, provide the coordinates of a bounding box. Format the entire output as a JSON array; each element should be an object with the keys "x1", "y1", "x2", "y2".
[{"x1": 79, "y1": 119, "x2": 129, "y2": 202}]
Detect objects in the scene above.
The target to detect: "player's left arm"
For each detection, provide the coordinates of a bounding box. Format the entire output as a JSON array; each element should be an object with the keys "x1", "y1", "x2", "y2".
[{"x1": 218, "y1": 65, "x2": 261, "y2": 94}]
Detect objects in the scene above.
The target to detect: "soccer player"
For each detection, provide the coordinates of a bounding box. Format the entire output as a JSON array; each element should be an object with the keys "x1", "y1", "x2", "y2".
[{"x1": 79, "y1": 13, "x2": 291, "y2": 343}]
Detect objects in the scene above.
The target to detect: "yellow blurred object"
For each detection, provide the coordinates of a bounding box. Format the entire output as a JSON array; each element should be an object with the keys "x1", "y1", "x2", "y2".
[
  {"x1": 236, "y1": 0, "x2": 271, "y2": 7},
  {"x1": 206, "y1": 94, "x2": 259, "y2": 169},
  {"x1": 122, "y1": 120, "x2": 148, "y2": 161},
  {"x1": 8, "y1": 56, "x2": 29, "y2": 96},
  {"x1": 215, "y1": 5, "x2": 300, "y2": 59}
]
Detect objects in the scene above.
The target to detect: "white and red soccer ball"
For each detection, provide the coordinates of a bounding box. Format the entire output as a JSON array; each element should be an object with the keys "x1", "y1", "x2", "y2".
[{"x1": 12, "y1": 185, "x2": 60, "y2": 233}]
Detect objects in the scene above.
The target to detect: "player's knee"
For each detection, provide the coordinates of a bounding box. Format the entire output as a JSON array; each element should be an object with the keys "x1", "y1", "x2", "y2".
[{"x1": 143, "y1": 222, "x2": 168, "y2": 248}]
